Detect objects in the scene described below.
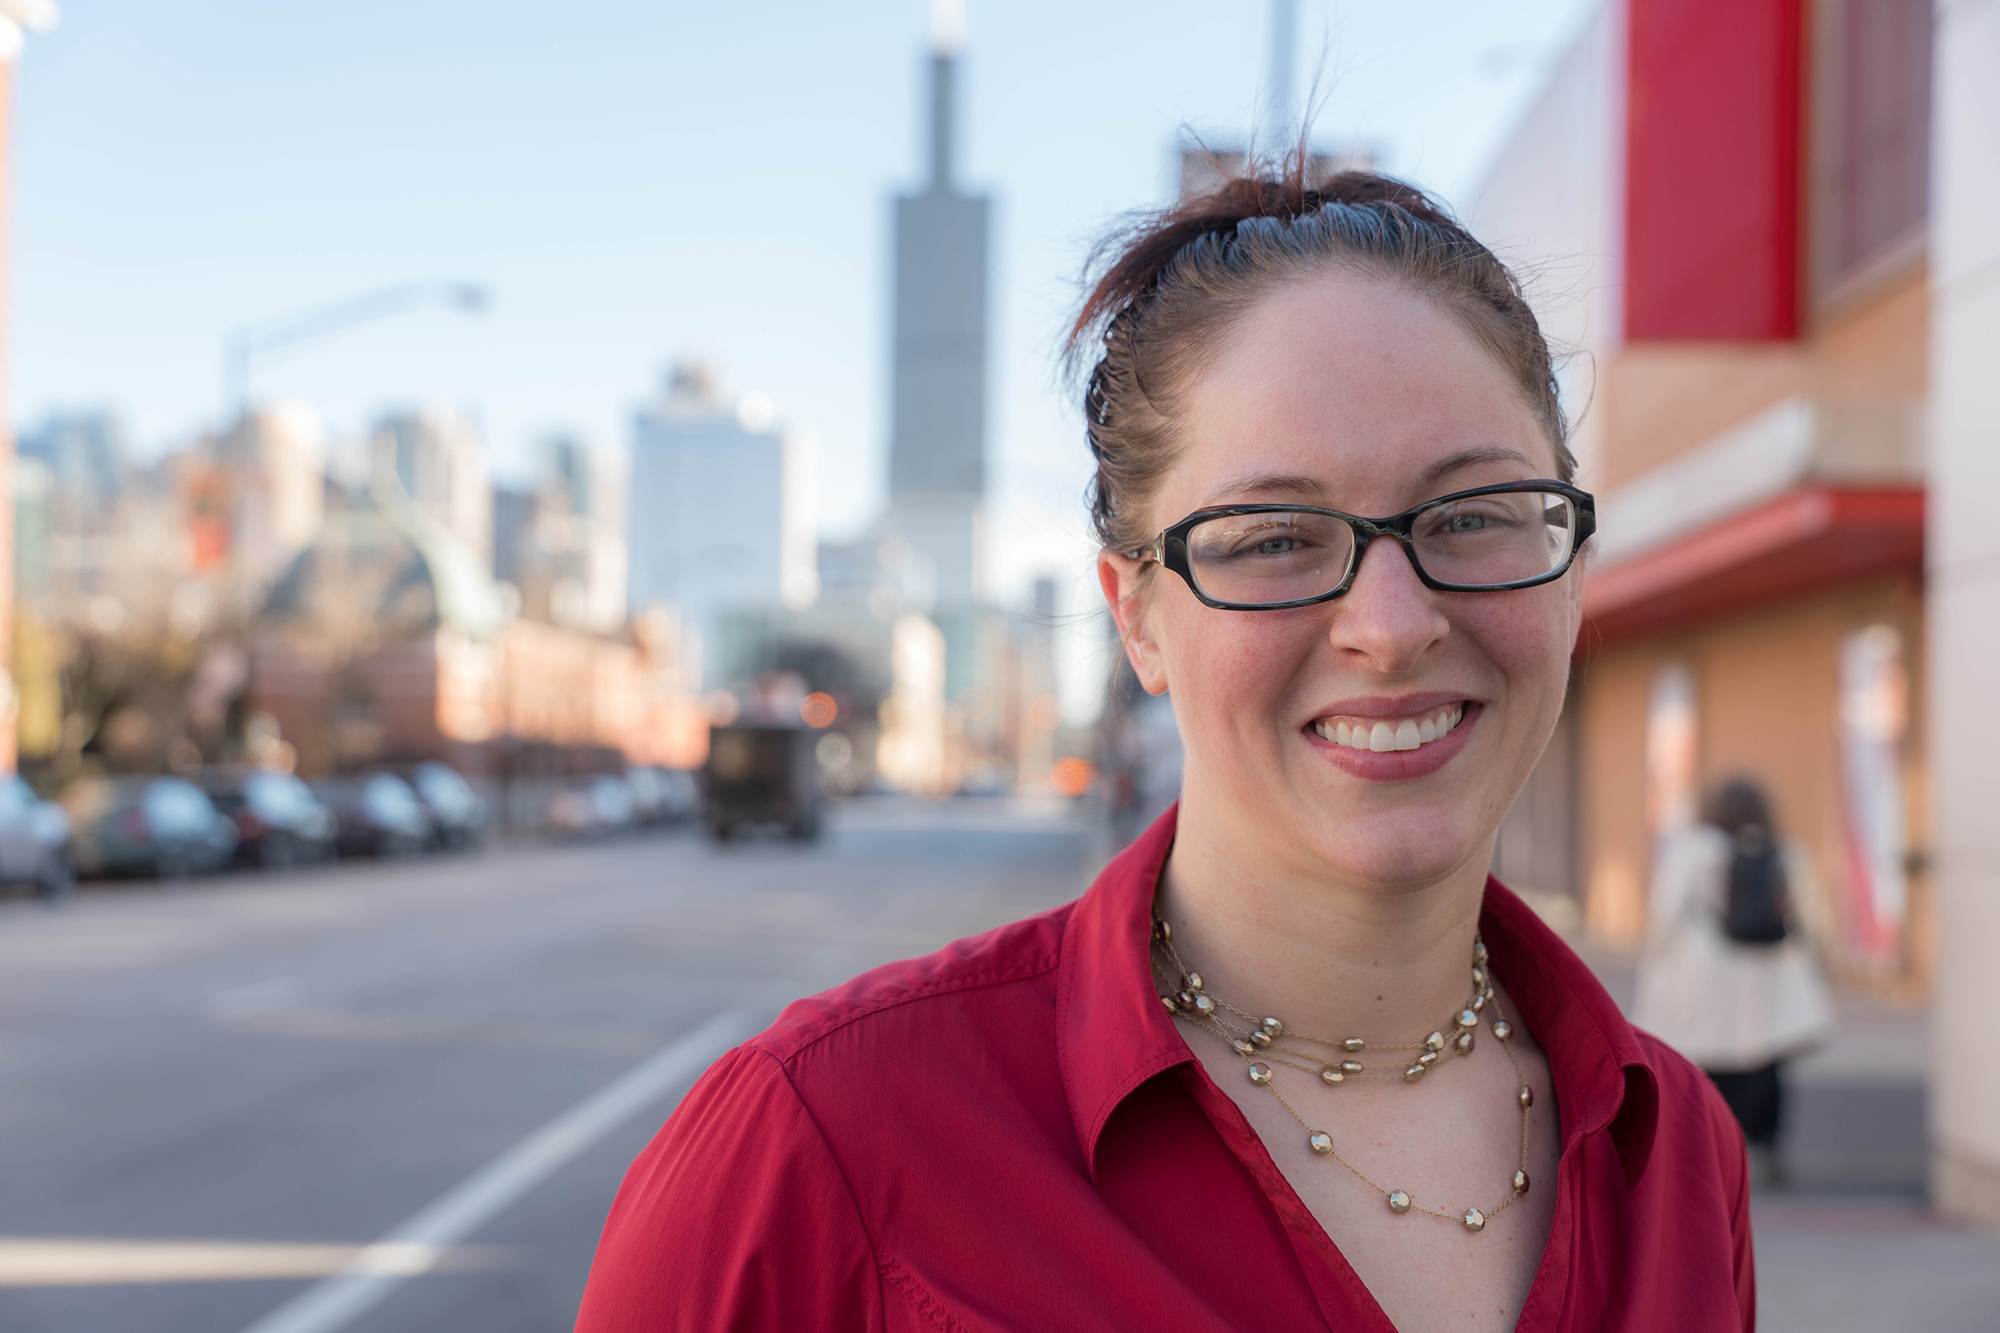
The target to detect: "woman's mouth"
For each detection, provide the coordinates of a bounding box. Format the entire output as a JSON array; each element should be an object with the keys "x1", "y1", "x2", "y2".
[{"x1": 1310, "y1": 703, "x2": 1465, "y2": 753}]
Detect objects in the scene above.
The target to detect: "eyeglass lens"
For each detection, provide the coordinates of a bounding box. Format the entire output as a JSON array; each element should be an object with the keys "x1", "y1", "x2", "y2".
[{"x1": 1184, "y1": 491, "x2": 1577, "y2": 606}]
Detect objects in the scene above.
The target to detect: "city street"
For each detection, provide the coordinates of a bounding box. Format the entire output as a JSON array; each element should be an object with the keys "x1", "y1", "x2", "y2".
[{"x1": 1, "y1": 802, "x2": 1993, "y2": 1332}]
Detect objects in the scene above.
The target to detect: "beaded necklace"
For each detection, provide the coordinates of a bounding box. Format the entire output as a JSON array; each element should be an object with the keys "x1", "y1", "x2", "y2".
[{"x1": 1152, "y1": 918, "x2": 1533, "y2": 1233}]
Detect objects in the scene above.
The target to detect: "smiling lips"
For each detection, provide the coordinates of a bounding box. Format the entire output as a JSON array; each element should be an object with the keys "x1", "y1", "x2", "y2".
[{"x1": 1311, "y1": 704, "x2": 1466, "y2": 753}]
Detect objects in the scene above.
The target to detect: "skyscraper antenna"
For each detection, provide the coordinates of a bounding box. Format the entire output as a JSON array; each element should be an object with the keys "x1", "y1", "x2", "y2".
[
  {"x1": 930, "y1": 0, "x2": 964, "y2": 55},
  {"x1": 1265, "y1": 0, "x2": 1298, "y2": 150}
]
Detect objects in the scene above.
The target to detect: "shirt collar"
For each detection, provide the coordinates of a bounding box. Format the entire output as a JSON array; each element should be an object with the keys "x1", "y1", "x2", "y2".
[{"x1": 1056, "y1": 803, "x2": 1659, "y2": 1189}]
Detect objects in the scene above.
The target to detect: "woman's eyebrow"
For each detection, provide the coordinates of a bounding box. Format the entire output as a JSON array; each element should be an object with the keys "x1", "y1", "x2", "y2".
[
  {"x1": 1198, "y1": 472, "x2": 1328, "y2": 506},
  {"x1": 1417, "y1": 446, "x2": 1540, "y2": 488}
]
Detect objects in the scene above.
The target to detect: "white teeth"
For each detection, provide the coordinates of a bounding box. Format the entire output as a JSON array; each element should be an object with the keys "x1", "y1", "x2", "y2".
[{"x1": 1314, "y1": 704, "x2": 1467, "y2": 753}]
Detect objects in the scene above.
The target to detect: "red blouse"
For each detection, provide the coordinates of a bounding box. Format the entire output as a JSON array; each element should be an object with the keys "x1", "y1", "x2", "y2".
[{"x1": 577, "y1": 808, "x2": 1754, "y2": 1331}]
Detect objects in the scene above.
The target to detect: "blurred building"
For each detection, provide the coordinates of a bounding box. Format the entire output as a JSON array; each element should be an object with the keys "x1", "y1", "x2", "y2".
[
  {"x1": 883, "y1": 14, "x2": 990, "y2": 699},
  {"x1": 370, "y1": 408, "x2": 491, "y2": 560},
  {"x1": 627, "y1": 362, "x2": 817, "y2": 689},
  {"x1": 250, "y1": 487, "x2": 704, "y2": 808},
  {"x1": 1468, "y1": 0, "x2": 1934, "y2": 992},
  {"x1": 1922, "y1": 0, "x2": 2000, "y2": 1233},
  {"x1": 494, "y1": 434, "x2": 629, "y2": 634}
]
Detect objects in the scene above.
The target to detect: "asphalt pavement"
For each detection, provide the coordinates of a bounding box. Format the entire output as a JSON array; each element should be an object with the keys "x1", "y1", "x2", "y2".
[{"x1": 1, "y1": 801, "x2": 1991, "y2": 1332}]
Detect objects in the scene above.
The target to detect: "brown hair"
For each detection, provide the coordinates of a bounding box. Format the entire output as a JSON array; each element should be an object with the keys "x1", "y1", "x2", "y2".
[{"x1": 1067, "y1": 156, "x2": 1573, "y2": 556}]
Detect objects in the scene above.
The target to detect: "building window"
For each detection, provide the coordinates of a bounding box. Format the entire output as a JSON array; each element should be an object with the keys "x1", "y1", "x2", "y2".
[
  {"x1": 1812, "y1": 0, "x2": 1934, "y2": 303},
  {"x1": 1837, "y1": 624, "x2": 1909, "y2": 969}
]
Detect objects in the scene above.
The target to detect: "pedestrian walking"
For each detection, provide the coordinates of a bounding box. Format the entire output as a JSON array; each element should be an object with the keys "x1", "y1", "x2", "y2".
[
  {"x1": 578, "y1": 161, "x2": 1754, "y2": 1332},
  {"x1": 1634, "y1": 776, "x2": 1834, "y2": 1184}
]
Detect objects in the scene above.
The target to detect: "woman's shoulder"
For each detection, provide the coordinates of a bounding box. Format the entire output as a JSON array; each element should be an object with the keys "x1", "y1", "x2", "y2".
[
  {"x1": 1631, "y1": 1026, "x2": 1750, "y2": 1156},
  {"x1": 749, "y1": 899, "x2": 1078, "y2": 1072}
]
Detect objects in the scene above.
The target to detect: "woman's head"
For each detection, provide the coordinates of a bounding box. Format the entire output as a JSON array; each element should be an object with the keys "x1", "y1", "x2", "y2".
[
  {"x1": 1704, "y1": 778, "x2": 1775, "y2": 838},
  {"x1": 1079, "y1": 162, "x2": 1587, "y2": 893}
]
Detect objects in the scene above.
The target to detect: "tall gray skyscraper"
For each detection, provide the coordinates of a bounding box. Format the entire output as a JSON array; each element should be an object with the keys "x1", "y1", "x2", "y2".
[{"x1": 884, "y1": 18, "x2": 989, "y2": 610}]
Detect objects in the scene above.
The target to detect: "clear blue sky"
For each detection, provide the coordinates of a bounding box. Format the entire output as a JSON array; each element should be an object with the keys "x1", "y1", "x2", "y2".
[{"x1": 8, "y1": 0, "x2": 1598, "y2": 613}]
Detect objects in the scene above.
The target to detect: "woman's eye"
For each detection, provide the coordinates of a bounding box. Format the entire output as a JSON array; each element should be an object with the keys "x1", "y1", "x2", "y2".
[
  {"x1": 1254, "y1": 536, "x2": 1307, "y2": 555},
  {"x1": 1440, "y1": 513, "x2": 1489, "y2": 534}
]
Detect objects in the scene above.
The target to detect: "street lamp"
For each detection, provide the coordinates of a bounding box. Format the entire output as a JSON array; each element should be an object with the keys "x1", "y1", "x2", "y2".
[{"x1": 224, "y1": 279, "x2": 490, "y2": 417}]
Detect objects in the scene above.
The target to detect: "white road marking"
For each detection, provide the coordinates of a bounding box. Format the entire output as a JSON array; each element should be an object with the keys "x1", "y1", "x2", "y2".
[
  {"x1": 235, "y1": 1008, "x2": 761, "y2": 1333},
  {"x1": 0, "y1": 1238, "x2": 492, "y2": 1287}
]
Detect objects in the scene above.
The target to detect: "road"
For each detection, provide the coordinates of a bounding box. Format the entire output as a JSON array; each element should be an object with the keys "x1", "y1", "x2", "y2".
[
  {"x1": 1, "y1": 801, "x2": 1992, "y2": 1332},
  {"x1": 0, "y1": 803, "x2": 1088, "y2": 1333}
]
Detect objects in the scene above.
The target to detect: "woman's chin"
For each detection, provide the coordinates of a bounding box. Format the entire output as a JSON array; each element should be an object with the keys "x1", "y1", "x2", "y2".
[{"x1": 1302, "y1": 828, "x2": 1482, "y2": 892}]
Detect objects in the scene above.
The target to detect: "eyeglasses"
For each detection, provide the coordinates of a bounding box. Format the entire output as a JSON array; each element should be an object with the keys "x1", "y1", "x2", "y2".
[{"x1": 1134, "y1": 481, "x2": 1596, "y2": 610}]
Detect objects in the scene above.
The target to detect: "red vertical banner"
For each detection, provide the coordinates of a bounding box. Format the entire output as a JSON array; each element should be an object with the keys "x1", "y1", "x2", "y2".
[{"x1": 1625, "y1": 0, "x2": 1806, "y2": 340}]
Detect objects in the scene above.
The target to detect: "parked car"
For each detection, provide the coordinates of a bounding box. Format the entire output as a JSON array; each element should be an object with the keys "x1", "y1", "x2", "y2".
[
  {"x1": 625, "y1": 765, "x2": 700, "y2": 826},
  {"x1": 312, "y1": 773, "x2": 433, "y2": 858},
  {"x1": 198, "y1": 766, "x2": 337, "y2": 868},
  {"x1": 62, "y1": 776, "x2": 239, "y2": 880},
  {"x1": 397, "y1": 761, "x2": 490, "y2": 849},
  {"x1": 545, "y1": 773, "x2": 636, "y2": 838},
  {"x1": 702, "y1": 725, "x2": 821, "y2": 843},
  {"x1": 0, "y1": 773, "x2": 73, "y2": 899}
]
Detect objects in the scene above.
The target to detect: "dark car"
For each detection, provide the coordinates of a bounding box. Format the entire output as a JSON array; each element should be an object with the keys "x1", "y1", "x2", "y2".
[
  {"x1": 0, "y1": 774, "x2": 73, "y2": 899},
  {"x1": 62, "y1": 776, "x2": 239, "y2": 880},
  {"x1": 399, "y1": 761, "x2": 490, "y2": 849},
  {"x1": 312, "y1": 773, "x2": 433, "y2": 858},
  {"x1": 702, "y1": 725, "x2": 821, "y2": 843},
  {"x1": 197, "y1": 766, "x2": 337, "y2": 869}
]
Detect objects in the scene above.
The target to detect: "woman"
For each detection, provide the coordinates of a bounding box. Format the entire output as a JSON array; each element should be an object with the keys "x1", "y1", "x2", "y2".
[
  {"x1": 1634, "y1": 776, "x2": 1833, "y2": 1182},
  {"x1": 577, "y1": 166, "x2": 1752, "y2": 1332}
]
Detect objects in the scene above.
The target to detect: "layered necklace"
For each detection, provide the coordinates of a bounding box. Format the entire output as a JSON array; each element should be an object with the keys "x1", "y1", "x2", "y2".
[{"x1": 1152, "y1": 918, "x2": 1533, "y2": 1234}]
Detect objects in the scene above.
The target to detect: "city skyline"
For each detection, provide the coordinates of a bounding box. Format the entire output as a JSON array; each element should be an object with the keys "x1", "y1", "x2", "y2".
[{"x1": 7, "y1": 0, "x2": 1600, "y2": 617}]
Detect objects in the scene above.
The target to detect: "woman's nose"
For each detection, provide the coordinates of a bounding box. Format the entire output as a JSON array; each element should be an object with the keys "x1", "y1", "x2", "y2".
[{"x1": 1328, "y1": 536, "x2": 1451, "y2": 672}]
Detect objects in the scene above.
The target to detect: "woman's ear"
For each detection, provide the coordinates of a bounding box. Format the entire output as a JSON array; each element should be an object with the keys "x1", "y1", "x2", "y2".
[{"x1": 1098, "y1": 551, "x2": 1170, "y2": 696}]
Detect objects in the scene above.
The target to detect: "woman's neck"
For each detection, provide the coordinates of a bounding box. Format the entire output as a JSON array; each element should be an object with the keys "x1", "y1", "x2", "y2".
[{"x1": 1154, "y1": 793, "x2": 1495, "y2": 1045}]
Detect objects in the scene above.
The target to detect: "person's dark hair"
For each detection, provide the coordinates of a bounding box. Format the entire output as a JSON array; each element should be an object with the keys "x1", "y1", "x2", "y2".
[
  {"x1": 1066, "y1": 153, "x2": 1574, "y2": 557},
  {"x1": 1704, "y1": 776, "x2": 1776, "y2": 838}
]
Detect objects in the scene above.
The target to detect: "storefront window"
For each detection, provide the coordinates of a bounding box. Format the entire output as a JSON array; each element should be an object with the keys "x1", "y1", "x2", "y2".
[{"x1": 1838, "y1": 624, "x2": 1909, "y2": 967}]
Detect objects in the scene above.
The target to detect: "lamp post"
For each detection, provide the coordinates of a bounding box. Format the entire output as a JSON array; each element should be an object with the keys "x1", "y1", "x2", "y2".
[
  {"x1": 225, "y1": 279, "x2": 489, "y2": 419},
  {"x1": 0, "y1": 0, "x2": 59, "y2": 773}
]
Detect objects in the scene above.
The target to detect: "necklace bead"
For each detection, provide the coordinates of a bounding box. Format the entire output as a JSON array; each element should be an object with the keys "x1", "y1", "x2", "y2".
[
  {"x1": 1462, "y1": 1208, "x2": 1486, "y2": 1233},
  {"x1": 1231, "y1": 1038, "x2": 1256, "y2": 1055},
  {"x1": 1161, "y1": 995, "x2": 1178, "y2": 1014},
  {"x1": 1342, "y1": 1037, "x2": 1366, "y2": 1052},
  {"x1": 1261, "y1": 1017, "x2": 1283, "y2": 1034},
  {"x1": 1338, "y1": 1060, "x2": 1364, "y2": 1076},
  {"x1": 1387, "y1": 1190, "x2": 1412, "y2": 1214},
  {"x1": 1456, "y1": 1030, "x2": 1475, "y2": 1055},
  {"x1": 1249, "y1": 1029, "x2": 1272, "y2": 1047},
  {"x1": 1185, "y1": 972, "x2": 1203, "y2": 992},
  {"x1": 1307, "y1": 1130, "x2": 1334, "y2": 1155},
  {"x1": 1491, "y1": 1019, "x2": 1513, "y2": 1041},
  {"x1": 1424, "y1": 1030, "x2": 1445, "y2": 1052},
  {"x1": 1191, "y1": 994, "x2": 1216, "y2": 1016},
  {"x1": 1514, "y1": 1169, "x2": 1530, "y2": 1194},
  {"x1": 1518, "y1": 1085, "x2": 1534, "y2": 1109},
  {"x1": 1457, "y1": 1008, "x2": 1478, "y2": 1029},
  {"x1": 1403, "y1": 1063, "x2": 1427, "y2": 1081},
  {"x1": 1248, "y1": 1062, "x2": 1273, "y2": 1085},
  {"x1": 1319, "y1": 1067, "x2": 1345, "y2": 1084}
]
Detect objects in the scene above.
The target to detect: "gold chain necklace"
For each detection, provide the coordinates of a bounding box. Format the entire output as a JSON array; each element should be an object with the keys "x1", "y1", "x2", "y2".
[{"x1": 1152, "y1": 918, "x2": 1533, "y2": 1233}]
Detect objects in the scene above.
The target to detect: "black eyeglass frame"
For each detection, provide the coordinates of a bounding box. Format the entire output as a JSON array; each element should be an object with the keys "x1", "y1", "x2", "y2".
[{"x1": 1134, "y1": 480, "x2": 1598, "y2": 611}]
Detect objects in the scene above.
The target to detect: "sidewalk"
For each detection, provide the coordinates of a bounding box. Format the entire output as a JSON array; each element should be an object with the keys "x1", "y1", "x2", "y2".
[{"x1": 1568, "y1": 937, "x2": 1999, "y2": 1332}]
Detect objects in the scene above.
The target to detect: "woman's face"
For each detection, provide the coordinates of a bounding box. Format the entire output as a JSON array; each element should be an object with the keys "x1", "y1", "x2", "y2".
[{"x1": 1102, "y1": 273, "x2": 1584, "y2": 891}]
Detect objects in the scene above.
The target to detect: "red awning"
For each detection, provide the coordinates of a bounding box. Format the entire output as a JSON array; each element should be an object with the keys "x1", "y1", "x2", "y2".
[{"x1": 1580, "y1": 485, "x2": 1924, "y2": 651}]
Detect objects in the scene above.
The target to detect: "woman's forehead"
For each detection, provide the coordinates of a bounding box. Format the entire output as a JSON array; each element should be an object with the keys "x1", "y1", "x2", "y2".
[{"x1": 1168, "y1": 278, "x2": 1554, "y2": 510}]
